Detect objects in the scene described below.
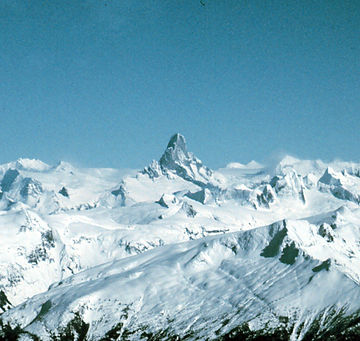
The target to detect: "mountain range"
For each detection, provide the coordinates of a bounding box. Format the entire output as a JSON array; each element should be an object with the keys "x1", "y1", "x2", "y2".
[{"x1": 1, "y1": 134, "x2": 360, "y2": 340}]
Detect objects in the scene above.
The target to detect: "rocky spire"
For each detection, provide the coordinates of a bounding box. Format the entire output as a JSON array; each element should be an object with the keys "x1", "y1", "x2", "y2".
[
  {"x1": 158, "y1": 133, "x2": 212, "y2": 186},
  {"x1": 166, "y1": 133, "x2": 187, "y2": 152},
  {"x1": 159, "y1": 133, "x2": 189, "y2": 170}
]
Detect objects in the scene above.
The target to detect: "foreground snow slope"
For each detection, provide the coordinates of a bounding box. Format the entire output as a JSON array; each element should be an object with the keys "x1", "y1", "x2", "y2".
[
  {"x1": 4, "y1": 218, "x2": 360, "y2": 340},
  {"x1": 1, "y1": 133, "x2": 360, "y2": 339}
]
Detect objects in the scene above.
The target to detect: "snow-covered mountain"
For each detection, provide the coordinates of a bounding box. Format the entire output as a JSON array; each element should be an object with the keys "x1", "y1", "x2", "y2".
[{"x1": 1, "y1": 134, "x2": 360, "y2": 340}]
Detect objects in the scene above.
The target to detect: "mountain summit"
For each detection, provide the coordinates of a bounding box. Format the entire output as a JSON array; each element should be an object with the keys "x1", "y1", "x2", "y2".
[
  {"x1": 143, "y1": 133, "x2": 213, "y2": 186},
  {"x1": 159, "y1": 133, "x2": 213, "y2": 186},
  {"x1": 159, "y1": 133, "x2": 190, "y2": 170},
  {"x1": 164, "y1": 133, "x2": 187, "y2": 154},
  {"x1": 160, "y1": 133, "x2": 188, "y2": 167}
]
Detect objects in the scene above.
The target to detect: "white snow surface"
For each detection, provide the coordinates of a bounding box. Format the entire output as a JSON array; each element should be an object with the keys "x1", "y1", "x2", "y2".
[{"x1": 1, "y1": 135, "x2": 360, "y2": 339}]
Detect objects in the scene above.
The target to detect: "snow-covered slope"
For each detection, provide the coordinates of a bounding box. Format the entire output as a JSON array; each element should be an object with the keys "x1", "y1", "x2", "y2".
[
  {"x1": 1, "y1": 134, "x2": 360, "y2": 340},
  {"x1": 5, "y1": 218, "x2": 360, "y2": 340}
]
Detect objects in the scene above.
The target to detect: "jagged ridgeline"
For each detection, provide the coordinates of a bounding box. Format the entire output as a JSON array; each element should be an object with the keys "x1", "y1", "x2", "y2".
[{"x1": 1, "y1": 135, "x2": 360, "y2": 340}]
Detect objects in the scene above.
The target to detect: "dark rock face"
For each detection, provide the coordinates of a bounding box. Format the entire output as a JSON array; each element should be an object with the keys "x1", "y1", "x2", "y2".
[
  {"x1": 159, "y1": 134, "x2": 188, "y2": 169},
  {"x1": 111, "y1": 184, "x2": 127, "y2": 206},
  {"x1": 260, "y1": 225, "x2": 288, "y2": 258},
  {"x1": 0, "y1": 169, "x2": 20, "y2": 193},
  {"x1": 0, "y1": 290, "x2": 12, "y2": 312},
  {"x1": 312, "y1": 259, "x2": 331, "y2": 273},
  {"x1": 156, "y1": 194, "x2": 170, "y2": 208},
  {"x1": 59, "y1": 187, "x2": 69, "y2": 198}
]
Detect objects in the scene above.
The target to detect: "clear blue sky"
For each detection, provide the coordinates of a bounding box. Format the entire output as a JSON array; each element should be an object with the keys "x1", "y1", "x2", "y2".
[{"x1": 1, "y1": 0, "x2": 359, "y2": 169}]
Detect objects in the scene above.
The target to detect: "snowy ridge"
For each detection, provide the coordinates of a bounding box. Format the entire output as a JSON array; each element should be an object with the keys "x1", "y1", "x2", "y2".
[{"x1": 1, "y1": 134, "x2": 360, "y2": 340}]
